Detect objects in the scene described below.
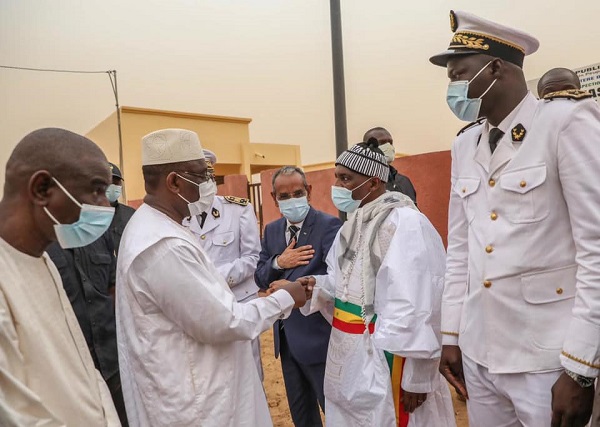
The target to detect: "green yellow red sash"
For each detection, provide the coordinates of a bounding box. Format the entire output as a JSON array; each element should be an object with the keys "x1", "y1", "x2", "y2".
[
  {"x1": 332, "y1": 299, "x2": 410, "y2": 427},
  {"x1": 332, "y1": 298, "x2": 376, "y2": 334}
]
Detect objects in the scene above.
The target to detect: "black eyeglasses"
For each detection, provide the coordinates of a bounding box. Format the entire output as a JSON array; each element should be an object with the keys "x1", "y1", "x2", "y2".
[
  {"x1": 276, "y1": 190, "x2": 307, "y2": 201},
  {"x1": 180, "y1": 170, "x2": 215, "y2": 183}
]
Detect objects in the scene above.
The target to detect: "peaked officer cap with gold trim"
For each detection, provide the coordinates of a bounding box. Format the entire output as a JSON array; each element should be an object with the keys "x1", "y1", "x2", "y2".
[{"x1": 430, "y1": 10, "x2": 539, "y2": 68}]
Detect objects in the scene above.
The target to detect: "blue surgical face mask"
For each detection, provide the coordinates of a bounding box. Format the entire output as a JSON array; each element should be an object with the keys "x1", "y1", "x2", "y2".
[
  {"x1": 331, "y1": 178, "x2": 372, "y2": 213},
  {"x1": 105, "y1": 184, "x2": 122, "y2": 203},
  {"x1": 447, "y1": 61, "x2": 497, "y2": 122},
  {"x1": 278, "y1": 196, "x2": 310, "y2": 223},
  {"x1": 44, "y1": 178, "x2": 115, "y2": 249}
]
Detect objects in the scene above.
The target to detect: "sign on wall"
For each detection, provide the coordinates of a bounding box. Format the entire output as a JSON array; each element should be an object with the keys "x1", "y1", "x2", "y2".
[{"x1": 575, "y1": 62, "x2": 600, "y2": 101}]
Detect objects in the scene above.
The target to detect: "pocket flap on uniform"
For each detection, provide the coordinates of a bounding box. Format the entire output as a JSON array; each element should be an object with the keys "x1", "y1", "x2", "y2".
[
  {"x1": 90, "y1": 253, "x2": 112, "y2": 265},
  {"x1": 454, "y1": 177, "x2": 480, "y2": 199},
  {"x1": 500, "y1": 164, "x2": 547, "y2": 194},
  {"x1": 212, "y1": 231, "x2": 234, "y2": 247},
  {"x1": 521, "y1": 264, "x2": 577, "y2": 304}
]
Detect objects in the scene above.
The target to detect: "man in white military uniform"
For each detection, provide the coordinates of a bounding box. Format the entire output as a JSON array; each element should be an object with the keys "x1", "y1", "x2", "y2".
[
  {"x1": 183, "y1": 149, "x2": 264, "y2": 380},
  {"x1": 430, "y1": 10, "x2": 600, "y2": 427}
]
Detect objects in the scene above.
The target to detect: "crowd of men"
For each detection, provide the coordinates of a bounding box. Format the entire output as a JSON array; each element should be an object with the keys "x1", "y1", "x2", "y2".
[{"x1": 1, "y1": 8, "x2": 600, "y2": 427}]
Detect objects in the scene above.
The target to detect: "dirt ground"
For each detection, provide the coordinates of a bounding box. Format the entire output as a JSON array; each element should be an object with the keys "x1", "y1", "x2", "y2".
[{"x1": 260, "y1": 330, "x2": 469, "y2": 427}]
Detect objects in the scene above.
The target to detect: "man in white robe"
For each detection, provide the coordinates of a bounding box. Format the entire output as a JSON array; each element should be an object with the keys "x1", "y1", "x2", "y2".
[
  {"x1": 276, "y1": 141, "x2": 455, "y2": 426},
  {"x1": 0, "y1": 128, "x2": 120, "y2": 426},
  {"x1": 116, "y1": 128, "x2": 308, "y2": 427}
]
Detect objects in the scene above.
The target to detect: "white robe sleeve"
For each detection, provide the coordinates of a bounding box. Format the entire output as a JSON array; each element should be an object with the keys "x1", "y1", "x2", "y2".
[
  {"x1": 299, "y1": 230, "x2": 340, "y2": 324},
  {"x1": 372, "y1": 209, "x2": 446, "y2": 393},
  {"x1": 136, "y1": 242, "x2": 294, "y2": 344}
]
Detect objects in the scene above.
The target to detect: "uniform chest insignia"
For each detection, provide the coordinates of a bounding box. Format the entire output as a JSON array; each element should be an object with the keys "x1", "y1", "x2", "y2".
[
  {"x1": 511, "y1": 123, "x2": 526, "y2": 142},
  {"x1": 212, "y1": 207, "x2": 220, "y2": 218},
  {"x1": 543, "y1": 89, "x2": 593, "y2": 101},
  {"x1": 224, "y1": 195, "x2": 249, "y2": 206}
]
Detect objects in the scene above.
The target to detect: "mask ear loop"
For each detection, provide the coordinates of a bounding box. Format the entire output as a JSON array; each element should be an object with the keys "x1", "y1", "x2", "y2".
[
  {"x1": 468, "y1": 60, "x2": 493, "y2": 84},
  {"x1": 51, "y1": 177, "x2": 83, "y2": 208},
  {"x1": 478, "y1": 79, "x2": 498, "y2": 99},
  {"x1": 177, "y1": 193, "x2": 192, "y2": 204},
  {"x1": 44, "y1": 177, "x2": 83, "y2": 225},
  {"x1": 175, "y1": 173, "x2": 200, "y2": 188},
  {"x1": 175, "y1": 173, "x2": 199, "y2": 206},
  {"x1": 43, "y1": 207, "x2": 61, "y2": 225}
]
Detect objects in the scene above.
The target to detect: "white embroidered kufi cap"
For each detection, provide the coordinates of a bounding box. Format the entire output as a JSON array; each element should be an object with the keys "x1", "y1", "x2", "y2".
[{"x1": 141, "y1": 128, "x2": 205, "y2": 166}]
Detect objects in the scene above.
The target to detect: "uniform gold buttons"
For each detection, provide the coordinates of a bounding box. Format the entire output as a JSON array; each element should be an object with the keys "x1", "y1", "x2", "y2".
[
  {"x1": 490, "y1": 212, "x2": 498, "y2": 220},
  {"x1": 462, "y1": 187, "x2": 466, "y2": 193},
  {"x1": 556, "y1": 288, "x2": 563, "y2": 295},
  {"x1": 201, "y1": 235, "x2": 206, "y2": 240},
  {"x1": 489, "y1": 179, "x2": 496, "y2": 187},
  {"x1": 520, "y1": 180, "x2": 526, "y2": 188},
  {"x1": 485, "y1": 245, "x2": 494, "y2": 253},
  {"x1": 223, "y1": 240, "x2": 227, "y2": 244},
  {"x1": 483, "y1": 280, "x2": 492, "y2": 288}
]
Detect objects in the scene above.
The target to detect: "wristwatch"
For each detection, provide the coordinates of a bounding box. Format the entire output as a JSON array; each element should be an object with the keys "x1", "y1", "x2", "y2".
[{"x1": 564, "y1": 369, "x2": 595, "y2": 388}]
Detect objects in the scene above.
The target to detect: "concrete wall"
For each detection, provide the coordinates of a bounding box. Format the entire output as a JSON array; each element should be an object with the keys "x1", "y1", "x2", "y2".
[
  {"x1": 260, "y1": 150, "x2": 451, "y2": 246},
  {"x1": 394, "y1": 151, "x2": 451, "y2": 247},
  {"x1": 217, "y1": 174, "x2": 249, "y2": 199}
]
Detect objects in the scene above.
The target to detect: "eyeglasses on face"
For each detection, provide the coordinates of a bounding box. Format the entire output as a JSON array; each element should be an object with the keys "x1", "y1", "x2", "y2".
[
  {"x1": 179, "y1": 170, "x2": 215, "y2": 183},
  {"x1": 276, "y1": 189, "x2": 307, "y2": 201}
]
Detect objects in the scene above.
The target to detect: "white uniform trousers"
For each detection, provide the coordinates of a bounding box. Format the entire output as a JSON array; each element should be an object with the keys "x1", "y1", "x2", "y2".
[
  {"x1": 463, "y1": 354, "x2": 561, "y2": 427},
  {"x1": 240, "y1": 292, "x2": 264, "y2": 381}
]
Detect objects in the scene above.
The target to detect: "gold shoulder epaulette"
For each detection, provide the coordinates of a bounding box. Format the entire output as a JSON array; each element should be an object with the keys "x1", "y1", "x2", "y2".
[
  {"x1": 543, "y1": 89, "x2": 593, "y2": 101},
  {"x1": 457, "y1": 118, "x2": 485, "y2": 136},
  {"x1": 224, "y1": 195, "x2": 249, "y2": 206}
]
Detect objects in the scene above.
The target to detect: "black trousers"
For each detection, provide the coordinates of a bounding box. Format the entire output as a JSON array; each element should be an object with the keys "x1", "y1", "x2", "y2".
[
  {"x1": 279, "y1": 329, "x2": 326, "y2": 427},
  {"x1": 106, "y1": 371, "x2": 129, "y2": 427}
]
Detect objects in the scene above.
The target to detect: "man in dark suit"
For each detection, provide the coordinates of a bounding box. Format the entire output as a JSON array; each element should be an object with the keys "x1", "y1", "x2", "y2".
[
  {"x1": 363, "y1": 127, "x2": 417, "y2": 203},
  {"x1": 255, "y1": 166, "x2": 342, "y2": 427}
]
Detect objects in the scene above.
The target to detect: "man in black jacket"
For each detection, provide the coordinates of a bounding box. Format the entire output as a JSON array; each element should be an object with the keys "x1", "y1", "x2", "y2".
[
  {"x1": 363, "y1": 127, "x2": 417, "y2": 203},
  {"x1": 106, "y1": 162, "x2": 135, "y2": 255},
  {"x1": 47, "y1": 231, "x2": 128, "y2": 426}
]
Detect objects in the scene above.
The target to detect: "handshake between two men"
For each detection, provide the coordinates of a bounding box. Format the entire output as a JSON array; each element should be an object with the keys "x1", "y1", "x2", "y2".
[{"x1": 259, "y1": 276, "x2": 316, "y2": 309}]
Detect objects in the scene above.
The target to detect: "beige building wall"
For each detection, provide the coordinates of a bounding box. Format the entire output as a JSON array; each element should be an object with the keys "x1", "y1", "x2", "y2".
[{"x1": 85, "y1": 107, "x2": 301, "y2": 202}]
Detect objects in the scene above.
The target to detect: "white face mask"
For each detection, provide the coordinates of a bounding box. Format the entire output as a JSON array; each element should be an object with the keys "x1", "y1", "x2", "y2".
[
  {"x1": 176, "y1": 174, "x2": 217, "y2": 217},
  {"x1": 379, "y1": 143, "x2": 395, "y2": 164}
]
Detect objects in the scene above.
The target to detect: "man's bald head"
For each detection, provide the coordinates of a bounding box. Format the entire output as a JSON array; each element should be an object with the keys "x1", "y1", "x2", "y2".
[
  {"x1": 4, "y1": 128, "x2": 108, "y2": 197},
  {"x1": 0, "y1": 128, "x2": 111, "y2": 256},
  {"x1": 363, "y1": 127, "x2": 391, "y2": 144},
  {"x1": 537, "y1": 68, "x2": 581, "y2": 98}
]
